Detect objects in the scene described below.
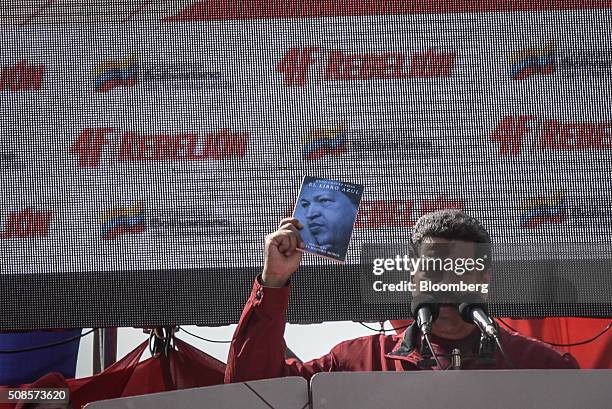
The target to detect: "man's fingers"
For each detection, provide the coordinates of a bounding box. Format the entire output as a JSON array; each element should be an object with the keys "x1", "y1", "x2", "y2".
[
  {"x1": 279, "y1": 224, "x2": 305, "y2": 249},
  {"x1": 267, "y1": 219, "x2": 306, "y2": 257},
  {"x1": 286, "y1": 231, "x2": 297, "y2": 255},
  {"x1": 278, "y1": 217, "x2": 304, "y2": 230},
  {"x1": 275, "y1": 234, "x2": 290, "y2": 254},
  {"x1": 279, "y1": 223, "x2": 301, "y2": 235},
  {"x1": 269, "y1": 230, "x2": 302, "y2": 255}
]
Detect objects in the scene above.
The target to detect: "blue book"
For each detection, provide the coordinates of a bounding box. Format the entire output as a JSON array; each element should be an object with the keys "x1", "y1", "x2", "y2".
[{"x1": 292, "y1": 176, "x2": 364, "y2": 263}]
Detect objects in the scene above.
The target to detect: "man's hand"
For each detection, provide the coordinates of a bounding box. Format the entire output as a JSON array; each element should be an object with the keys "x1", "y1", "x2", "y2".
[{"x1": 262, "y1": 218, "x2": 305, "y2": 287}]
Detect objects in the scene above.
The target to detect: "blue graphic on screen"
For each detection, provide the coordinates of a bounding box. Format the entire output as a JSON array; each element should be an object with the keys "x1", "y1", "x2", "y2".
[{"x1": 292, "y1": 176, "x2": 364, "y2": 262}]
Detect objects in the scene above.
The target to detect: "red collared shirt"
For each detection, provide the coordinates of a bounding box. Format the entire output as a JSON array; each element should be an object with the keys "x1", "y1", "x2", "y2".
[{"x1": 224, "y1": 277, "x2": 579, "y2": 383}]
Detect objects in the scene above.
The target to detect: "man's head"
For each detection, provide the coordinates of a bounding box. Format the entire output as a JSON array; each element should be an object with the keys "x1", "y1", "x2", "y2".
[
  {"x1": 412, "y1": 209, "x2": 491, "y2": 255},
  {"x1": 298, "y1": 184, "x2": 358, "y2": 254},
  {"x1": 410, "y1": 209, "x2": 492, "y2": 339}
]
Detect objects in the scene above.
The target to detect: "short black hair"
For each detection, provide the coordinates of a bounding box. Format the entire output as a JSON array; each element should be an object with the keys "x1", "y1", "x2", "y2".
[{"x1": 411, "y1": 209, "x2": 492, "y2": 263}]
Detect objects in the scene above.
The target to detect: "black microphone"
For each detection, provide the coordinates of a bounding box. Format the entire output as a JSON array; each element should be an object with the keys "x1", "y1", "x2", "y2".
[
  {"x1": 458, "y1": 297, "x2": 497, "y2": 338},
  {"x1": 411, "y1": 294, "x2": 440, "y2": 335}
]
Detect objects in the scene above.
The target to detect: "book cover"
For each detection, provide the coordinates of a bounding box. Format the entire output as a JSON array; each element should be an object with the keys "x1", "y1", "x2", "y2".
[{"x1": 292, "y1": 176, "x2": 364, "y2": 263}]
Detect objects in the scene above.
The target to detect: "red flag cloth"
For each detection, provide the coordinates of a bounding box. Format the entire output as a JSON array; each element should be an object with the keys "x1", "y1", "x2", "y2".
[
  {"x1": 497, "y1": 317, "x2": 612, "y2": 369},
  {"x1": 69, "y1": 338, "x2": 225, "y2": 408},
  {"x1": 0, "y1": 372, "x2": 70, "y2": 409},
  {"x1": 121, "y1": 337, "x2": 226, "y2": 396},
  {"x1": 390, "y1": 317, "x2": 612, "y2": 369},
  {"x1": 68, "y1": 340, "x2": 148, "y2": 409},
  {"x1": 1, "y1": 338, "x2": 225, "y2": 409}
]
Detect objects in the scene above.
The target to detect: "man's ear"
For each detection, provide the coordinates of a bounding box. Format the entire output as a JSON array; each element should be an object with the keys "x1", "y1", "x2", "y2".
[
  {"x1": 483, "y1": 269, "x2": 491, "y2": 284},
  {"x1": 482, "y1": 269, "x2": 492, "y2": 302}
]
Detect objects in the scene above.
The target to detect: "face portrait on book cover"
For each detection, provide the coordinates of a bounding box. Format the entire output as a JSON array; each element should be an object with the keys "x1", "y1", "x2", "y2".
[{"x1": 298, "y1": 184, "x2": 358, "y2": 255}]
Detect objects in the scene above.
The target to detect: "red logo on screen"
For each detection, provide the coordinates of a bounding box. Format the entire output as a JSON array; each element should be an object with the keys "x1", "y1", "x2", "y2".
[
  {"x1": 0, "y1": 61, "x2": 45, "y2": 92},
  {"x1": 277, "y1": 47, "x2": 455, "y2": 86},
  {"x1": 285, "y1": 196, "x2": 463, "y2": 228},
  {"x1": 354, "y1": 200, "x2": 415, "y2": 228},
  {"x1": 490, "y1": 116, "x2": 534, "y2": 156},
  {"x1": 355, "y1": 197, "x2": 464, "y2": 228},
  {"x1": 69, "y1": 128, "x2": 249, "y2": 168},
  {"x1": 0, "y1": 209, "x2": 52, "y2": 239},
  {"x1": 419, "y1": 196, "x2": 465, "y2": 217},
  {"x1": 354, "y1": 196, "x2": 464, "y2": 228},
  {"x1": 491, "y1": 116, "x2": 612, "y2": 156}
]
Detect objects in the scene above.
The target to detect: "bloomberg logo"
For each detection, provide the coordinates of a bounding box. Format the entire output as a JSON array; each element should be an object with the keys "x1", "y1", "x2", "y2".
[
  {"x1": 301, "y1": 122, "x2": 433, "y2": 161},
  {"x1": 509, "y1": 42, "x2": 612, "y2": 80}
]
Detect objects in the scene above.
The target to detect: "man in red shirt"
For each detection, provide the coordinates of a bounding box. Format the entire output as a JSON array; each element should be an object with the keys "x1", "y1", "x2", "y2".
[{"x1": 225, "y1": 210, "x2": 578, "y2": 383}]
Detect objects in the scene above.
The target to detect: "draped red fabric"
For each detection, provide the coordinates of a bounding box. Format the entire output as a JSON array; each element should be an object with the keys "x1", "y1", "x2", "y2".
[
  {"x1": 390, "y1": 317, "x2": 612, "y2": 369},
  {"x1": 2, "y1": 319, "x2": 609, "y2": 409},
  {"x1": 1, "y1": 339, "x2": 225, "y2": 409},
  {"x1": 0, "y1": 342, "x2": 147, "y2": 409},
  {"x1": 68, "y1": 341, "x2": 149, "y2": 409},
  {"x1": 121, "y1": 338, "x2": 226, "y2": 396},
  {"x1": 497, "y1": 317, "x2": 612, "y2": 369}
]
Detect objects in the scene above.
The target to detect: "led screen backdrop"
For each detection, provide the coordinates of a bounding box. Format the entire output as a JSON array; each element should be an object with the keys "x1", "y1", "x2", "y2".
[{"x1": 1, "y1": 6, "x2": 612, "y2": 330}]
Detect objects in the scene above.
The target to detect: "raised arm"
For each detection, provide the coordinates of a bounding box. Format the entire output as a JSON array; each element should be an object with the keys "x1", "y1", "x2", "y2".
[{"x1": 224, "y1": 218, "x2": 336, "y2": 382}]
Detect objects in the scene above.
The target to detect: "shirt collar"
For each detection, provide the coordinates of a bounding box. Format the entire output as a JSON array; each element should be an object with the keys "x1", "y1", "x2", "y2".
[
  {"x1": 386, "y1": 322, "x2": 420, "y2": 360},
  {"x1": 385, "y1": 322, "x2": 487, "y2": 362}
]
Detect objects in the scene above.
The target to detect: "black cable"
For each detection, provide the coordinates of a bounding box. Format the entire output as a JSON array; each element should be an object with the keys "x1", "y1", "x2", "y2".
[
  {"x1": 423, "y1": 333, "x2": 444, "y2": 370},
  {"x1": 358, "y1": 322, "x2": 411, "y2": 333},
  {"x1": 494, "y1": 336, "x2": 515, "y2": 369},
  {"x1": 148, "y1": 330, "x2": 156, "y2": 357},
  {"x1": 497, "y1": 318, "x2": 612, "y2": 347},
  {"x1": 360, "y1": 319, "x2": 612, "y2": 348},
  {"x1": 178, "y1": 326, "x2": 232, "y2": 344},
  {"x1": 0, "y1": 329, "x2": 95, "y2": 354},
  {"x1": 146, "y1": 327, "x2": 176, "y2": 357}
]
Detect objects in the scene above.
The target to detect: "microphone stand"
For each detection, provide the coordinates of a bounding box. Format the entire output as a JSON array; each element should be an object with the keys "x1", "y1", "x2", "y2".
[
  {"x1": 477, "y1": 332, "x2": 497, "y2": 367},
  {"x1": 417, "y1": 333, "x2": 438, "y2": 369}
]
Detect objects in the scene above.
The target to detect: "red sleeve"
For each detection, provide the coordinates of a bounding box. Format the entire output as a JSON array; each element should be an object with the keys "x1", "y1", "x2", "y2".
[
  {"x1": 534, "y1": 349, "x2": 580, "y2": 369},
  {"x1": 561, "y1": 353, "x2": 580, "y2": 369},
  {"x1": 501, "y1": 329, "x2": 581, "y2": 369},
  {"x1": 224, "y1": 276, "x2": 337, "y2": 383}
]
